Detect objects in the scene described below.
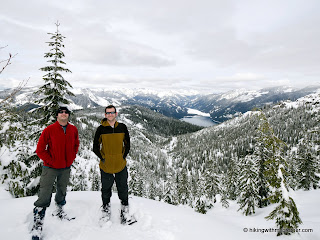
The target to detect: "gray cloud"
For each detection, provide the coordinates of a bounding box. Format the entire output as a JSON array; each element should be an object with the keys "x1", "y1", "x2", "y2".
[
  {"x1": 1, "y1": 0, "x2": 319, "y2": 92},
  {"x1": 70, "y1": 28, "x2": 175, "y2": 67}
]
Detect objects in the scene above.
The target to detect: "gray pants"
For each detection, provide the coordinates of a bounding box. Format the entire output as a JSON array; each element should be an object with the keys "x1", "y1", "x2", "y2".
[{"x1": 34, "y1": 167, "x2": 71, "y2": 208}]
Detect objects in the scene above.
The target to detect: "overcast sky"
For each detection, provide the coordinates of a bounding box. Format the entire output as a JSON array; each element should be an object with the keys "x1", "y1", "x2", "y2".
[{"x1": 1, "y1": 0, "x2": 319, "y2": 93}]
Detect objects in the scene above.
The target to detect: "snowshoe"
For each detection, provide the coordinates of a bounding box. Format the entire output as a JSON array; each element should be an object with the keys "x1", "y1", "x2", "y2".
[
  {"x1": 31, "y1": 224, "x2": 43, "y2": 240},
  {"x1": 99, "y1": 203, "x2": 111, "y2": 227},
  {"x1": 31, "y1": 234, "x2": 42, "y2": 240},
  {"x1": 120, "y1": 205, "x2": 137, "y2": 225},
  {"x1": 31, "y1": 207, "x2": 46, "y2": 240},
  {"x1": 52, "y1": 205, "x2": 75, "y2": 221}
]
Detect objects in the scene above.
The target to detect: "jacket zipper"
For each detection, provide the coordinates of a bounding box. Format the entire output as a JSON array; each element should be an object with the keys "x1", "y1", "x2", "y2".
[{"x1": 64, "y1": 125, "x2": 67, "y2": 168}]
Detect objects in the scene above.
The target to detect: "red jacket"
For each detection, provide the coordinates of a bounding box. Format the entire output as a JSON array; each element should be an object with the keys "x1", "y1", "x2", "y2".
[{"x1": 36, "y1": 121, "x2": 79, "y2": 169}]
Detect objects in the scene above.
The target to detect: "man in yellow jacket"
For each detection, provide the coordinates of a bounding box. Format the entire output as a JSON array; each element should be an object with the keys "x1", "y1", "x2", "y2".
[{"x1": 93, "y1": 105, "x2": 135, "y2": 224}]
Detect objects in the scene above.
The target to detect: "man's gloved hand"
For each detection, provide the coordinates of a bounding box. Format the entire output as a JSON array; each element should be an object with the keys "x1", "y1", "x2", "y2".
[{"x1": 101, "y1": 158, "x2": 105, "y2": 163}]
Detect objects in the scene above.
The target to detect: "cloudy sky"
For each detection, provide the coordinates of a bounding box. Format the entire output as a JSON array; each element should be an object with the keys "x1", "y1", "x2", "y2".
[{"x1": 1, "y1": 0, "x2": 319, "y2": 93}]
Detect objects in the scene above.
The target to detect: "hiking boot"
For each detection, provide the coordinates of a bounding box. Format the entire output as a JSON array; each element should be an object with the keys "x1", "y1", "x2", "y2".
[
  {"x1": 99, "y1": 203, "x2": 111, "y2": 225},
  {"x1": 120, "y1": 204, "x2": 137, "y2": 225},
  {"x1": 31, "y1": 207, "x2": 46, "y2": 239}
]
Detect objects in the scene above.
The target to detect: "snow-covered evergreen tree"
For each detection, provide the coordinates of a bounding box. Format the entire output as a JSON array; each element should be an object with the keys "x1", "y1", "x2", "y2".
[
  {"x1": 219, "y1": 175, "x2": 230, "y2": 209},
  {"x1": 147, "y1": 180, "x2": 157, "y2": 200},
  {"x1": 33, "y1": 21, "x2": 74, "y2": 128},
  {"x1": 163, "y1": 170, "x2": 177, "y2": 205},
  {"x1": 296, "y1": 139, "x2": 320, "y2": 190},
  {"x1": 223, "y1": 156, "x2": 238, "y2": 201},
  {"x1": 0, "y1": 48, "x2": 26, "y2": 149},
  {"x1": 237, "y1": 155, "x2": 260, "y2": 216},
  {"x1": 203, "y1": 158, "x2": 219, "y2": 205},
  {"x1": 253, "y1": 112, "x2": 276, "y2": 207},
  {"x1": 176, "y1": 169, "x2": 190, "y2": 205},
  {"x1": 194, "y1": 172, "x2": 213, "y2": 214},
  {"x1": 70, "y1": 167, "x2": 88, "y2": 191},
  {"x1": 265, "y1": 165, "x2": 302, "y2": 236},
  {"x1": 128, "y1": 163, "x2": 145, "y2": 197},
  {"x1": 256, "y1": 112, "x2": 302, "y2": 235},
  {"x1": 1, "y1": 23, "x2": 75, "y2": 198},
  {"x1": 88, "y1": 166, "x2": 100, "y2": 191}
]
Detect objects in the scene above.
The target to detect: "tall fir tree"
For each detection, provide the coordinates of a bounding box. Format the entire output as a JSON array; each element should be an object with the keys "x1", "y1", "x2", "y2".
[
  {"x1": 128, "y1": 163, "x2": 145, "y2": 197},
  {"x1": 203, "y1": 158, "x2": 219, "y2": 204},
  {"x1": 256, "y1": 112, "x2": 302, "y2": 235},
  {"x1": 194, "y1": 174, "x2": 211, "y2": 214},
  {"x1": 176, "y1": 169, "x2": 190, "y2": 205},
  {"x1": 26, "y1": 21, "x2": 75, "y2": 196},
  {"x1": 252, "y1": 113, "x2": 271, "y2": 208},
  {"x1": 296, "y1": 139, "x2": 320, "y2": 190},
  {"x1": 237, "y1": 155, "x2": 260, "y2": 216},
  {"x1": 224, "y1": 156, "x2": 239, "y2": 200},
  {"x1": 88, "y1": 166, "x2": 101, "y2": 191},
  {"x1": 265, "y1": 164, "x2": 303, "y2": 236},
  {"x1": 163, "y1": 170, "x2": 178, "y2": 205},
  {"x1": 255, "y1": 149, "x2": 270, "y2": 208},
  {"x1": 2, "y1": 22, "x2": 75, "y2": 198},
  {"x1": 219, "y1": 174, "x2": 230, "y2": 208},
  {"x1": 33, "y1": 21, "x2": 74, "y2": 128}
]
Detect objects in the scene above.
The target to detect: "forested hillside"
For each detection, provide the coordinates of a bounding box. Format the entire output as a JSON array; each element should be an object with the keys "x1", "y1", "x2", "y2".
[{"x1": 0, "y1": 91, "x2": 319, "y2": 235}]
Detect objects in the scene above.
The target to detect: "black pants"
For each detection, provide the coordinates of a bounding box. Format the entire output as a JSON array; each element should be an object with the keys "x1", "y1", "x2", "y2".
[{"x1": 100, "y1": 166, "x2": 128, "y2": 206}]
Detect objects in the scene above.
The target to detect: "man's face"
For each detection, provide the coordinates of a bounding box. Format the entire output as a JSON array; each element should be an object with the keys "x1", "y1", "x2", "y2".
[
  {"x1": 57, "y1": 110, "x2": 69, "y2": 121},
  {"x1": 105, "y1": 107, "x2": 117, "y2": 122}
]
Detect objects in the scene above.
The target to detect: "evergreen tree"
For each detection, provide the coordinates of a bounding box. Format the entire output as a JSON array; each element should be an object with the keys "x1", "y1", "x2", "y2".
[
  {"x1": 148, "y1": 180, "x2": 157, "y2": 200},
  {"x1": 203, "y1": 158, "x2": 219, "y2": 204},
  {"x1": 224, "y1": 156, "x2": 238, "y2": 200},
  {"x1": 70, "y1": 167, "x2": 88, "y2": 191},
  {"x1": 13, "y1": 21, "x2": 76, "y2": 197},
  {"x1": 0, "y1": 48, "x2": 26, "y2": 149},
  {"x1": 194, "y1": 173, "x2": 213, "y2": 214},
  {"x1": 128, "y1": 163, "x2": 145, "y2": 197},
  {"x1": 33, "y1": 21, "x2": 74, "y2": 127},
  {"x1": 237, "y1": 155, "x2": 260, "y2": 216},
  {"x1": 176, "y1": 169, "x2": 190, "y2": 205},
  {"x1": 219, "y1": 174, "x2": 230, "y2": 209},
  {"x1": 190, "y1": 172, "x2": 199, "y2": 204},
  {"x1": 163, "y1": 171, "x2": 177, "y2": 205},
  {"x1": 255, "y1": 150, "x2": 269, "y2": 208},
  {"x1": 296, "y1": 139, "x2": 320, "y2": 190},
  {"x1": 286, "y1": 150, "x2": 299, "y2": 190},
  {"x1": 88, "y1": 166, "x2": 100, "y2": 191},
  {"x1": 265, "y1": 165, "x2": 302, "y2": 236},
  {"x1": 253, "y1": 112, "x2": 274, "y2": 207},
  {"x1": 256, "y1": 112, "x2": 302, "y2": 235}
]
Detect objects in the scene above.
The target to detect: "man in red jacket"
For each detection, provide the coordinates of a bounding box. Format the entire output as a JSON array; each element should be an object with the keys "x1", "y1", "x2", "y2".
[{"x1": 31, "y1": 106, "x2": 79, "y2": 239}]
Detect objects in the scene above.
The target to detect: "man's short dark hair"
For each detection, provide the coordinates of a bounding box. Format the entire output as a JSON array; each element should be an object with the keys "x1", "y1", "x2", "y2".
[{"x1": 105, "y1": 105, "x2": 117, "y2": 114}]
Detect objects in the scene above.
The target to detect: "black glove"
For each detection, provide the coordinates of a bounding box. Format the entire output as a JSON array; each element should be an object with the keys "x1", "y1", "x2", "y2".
[{"x1": 101, "y1": 158, "x2": 105, "y2": 163}]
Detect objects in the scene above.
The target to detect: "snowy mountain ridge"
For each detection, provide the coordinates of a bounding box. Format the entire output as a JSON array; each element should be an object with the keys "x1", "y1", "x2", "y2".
[
  {"x1": 191, "y1": 89, "x2": 320, "y2": 139},
  {"x1": 1, "y1": 85, "x2": 319, "y2": 123},
  {"x1": 217, "y1": 88, "x2": 268, "y2": 102}
]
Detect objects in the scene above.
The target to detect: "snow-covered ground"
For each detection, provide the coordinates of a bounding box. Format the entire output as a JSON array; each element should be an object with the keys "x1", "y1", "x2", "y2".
[{"x1": 0, "y1": 187, "x2": 319, "y2": 240}]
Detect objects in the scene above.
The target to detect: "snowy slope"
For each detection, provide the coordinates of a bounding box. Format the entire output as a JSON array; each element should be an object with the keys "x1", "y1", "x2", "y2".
[{"x1": 0, "y1": 188, "x2": 319, "y2": 240}]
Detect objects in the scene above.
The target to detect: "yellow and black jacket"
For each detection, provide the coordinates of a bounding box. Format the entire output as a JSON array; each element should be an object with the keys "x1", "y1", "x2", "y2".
[{"x1": 93, "y1": 119, "x2": 130, "y2": 174}]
